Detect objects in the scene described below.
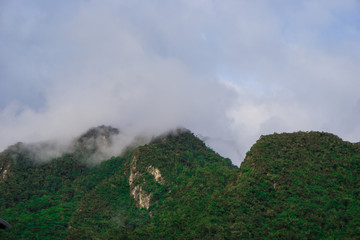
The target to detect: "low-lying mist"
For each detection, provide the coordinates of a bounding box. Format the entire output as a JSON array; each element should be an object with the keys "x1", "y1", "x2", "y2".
[
  {"x1": 1, "y1": 1, "x2": 360, "y2": 166},
  {"x1": 15, "y1": 126, "x2": 208, "y2": 166}
]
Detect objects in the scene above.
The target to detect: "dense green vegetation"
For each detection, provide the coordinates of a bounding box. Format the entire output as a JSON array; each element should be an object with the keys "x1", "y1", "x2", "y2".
[
  {"x1": 0, "y1": 127, "x2": 359, "y2": 239},
  {"x1": 206, "y1": 132, "x2": 360, "y2": 239}
]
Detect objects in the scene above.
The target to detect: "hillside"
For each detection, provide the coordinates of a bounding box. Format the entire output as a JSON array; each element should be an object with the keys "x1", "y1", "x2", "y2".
[
  {"x1": 0, "y1": 127, "x2": 359, "y2": 239},
  {"x1": 208, "y1": 132, "x2": 360, "y2": 239}
]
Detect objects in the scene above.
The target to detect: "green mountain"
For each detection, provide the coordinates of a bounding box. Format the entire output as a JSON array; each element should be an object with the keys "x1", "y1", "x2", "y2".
[{"x1": 0, "y1": 127, "x2": 359, "y2": 239}]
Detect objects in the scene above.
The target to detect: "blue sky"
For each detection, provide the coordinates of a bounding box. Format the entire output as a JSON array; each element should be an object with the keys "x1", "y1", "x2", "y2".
[{"x1": 1, "y1": 0, "x2": 359, "y2": 165}]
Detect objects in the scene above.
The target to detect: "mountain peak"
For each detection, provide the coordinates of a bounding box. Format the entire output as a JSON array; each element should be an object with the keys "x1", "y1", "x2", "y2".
[
  {"x1": 0, "y1": 130, "x2": 359, "y2": 239},
  {"x1": 76, "y1": 125, "x2": 120, "y2": 151}
]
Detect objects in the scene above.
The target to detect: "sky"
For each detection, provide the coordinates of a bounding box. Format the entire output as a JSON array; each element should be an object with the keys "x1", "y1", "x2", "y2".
[{"x1": 0, "y1": 0, "x2": 359, "y2": 165}]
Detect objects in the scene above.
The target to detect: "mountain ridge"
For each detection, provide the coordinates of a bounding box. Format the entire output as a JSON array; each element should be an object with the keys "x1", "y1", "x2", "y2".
[{"x1": 0, "y1": 127, "x2": 359, "y2": 239}]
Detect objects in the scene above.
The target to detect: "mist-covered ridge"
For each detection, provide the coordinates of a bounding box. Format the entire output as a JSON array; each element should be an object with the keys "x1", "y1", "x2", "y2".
[{"x1": 0, "y1": 127, "x2": 360, "y2": 239}]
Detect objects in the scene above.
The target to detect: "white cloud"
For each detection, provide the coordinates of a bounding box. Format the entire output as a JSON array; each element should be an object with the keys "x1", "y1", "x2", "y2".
[{"x1": 0, "y1": 0, "x2": 359, "y2": 165}]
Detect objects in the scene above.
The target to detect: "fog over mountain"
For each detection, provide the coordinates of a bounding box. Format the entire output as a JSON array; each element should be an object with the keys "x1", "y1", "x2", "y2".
[{"x1": 1, "y1": 0, "x2": 359, "y2": 165}]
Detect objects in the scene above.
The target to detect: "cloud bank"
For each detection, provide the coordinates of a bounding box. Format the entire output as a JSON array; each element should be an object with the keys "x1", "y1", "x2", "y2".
[{"x1": 0, "y1": 0, "x2": 359, "y2": 165}]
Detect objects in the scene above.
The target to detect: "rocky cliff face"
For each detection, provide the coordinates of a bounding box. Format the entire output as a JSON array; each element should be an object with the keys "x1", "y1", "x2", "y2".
[
  {"x1": 0, "y1": 149, "x2": 15, "y2": 182},
  {"x1": 0, "y1": 163, "x2": 10, "y2": 182},
  {"x1": 128, "y1": 152, "x2": 165, "y2": 209}
]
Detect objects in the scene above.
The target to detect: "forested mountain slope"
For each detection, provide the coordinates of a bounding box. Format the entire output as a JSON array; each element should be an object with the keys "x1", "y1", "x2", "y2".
[
  {"x1": 0, "y1": 127, "x2": 359, "y2": 239},
  {"x1": 209, "y1": 132, "x2": 360, "y2": 239}
]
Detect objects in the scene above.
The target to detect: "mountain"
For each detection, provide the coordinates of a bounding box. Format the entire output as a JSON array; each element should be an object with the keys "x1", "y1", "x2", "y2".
[
  {"x1": 0, "y1": 127, "x2": 359, "y2": 239},
  {"x1": 207, "y1": 132, "x2": 360, "y2": 239}
]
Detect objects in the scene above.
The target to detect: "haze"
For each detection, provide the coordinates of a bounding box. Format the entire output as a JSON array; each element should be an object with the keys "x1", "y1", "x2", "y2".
[{"x1": 1, "y1": 0, "x2": 359, "y2": 165}]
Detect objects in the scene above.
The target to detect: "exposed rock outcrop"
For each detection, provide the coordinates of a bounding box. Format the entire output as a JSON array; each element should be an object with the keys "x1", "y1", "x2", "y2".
[
  {"x1": 128, "y1": 154, "x2": 165, "y2": 209},
  {"x1": 0, "y1": 161, "x2": 11, "y2": 182},
  {"x1": 130, "y1": 185, "x2": 152, "y2": 210},
  {"x1": 147, "y1": 165, "x2": 165, "y2": 184}
]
